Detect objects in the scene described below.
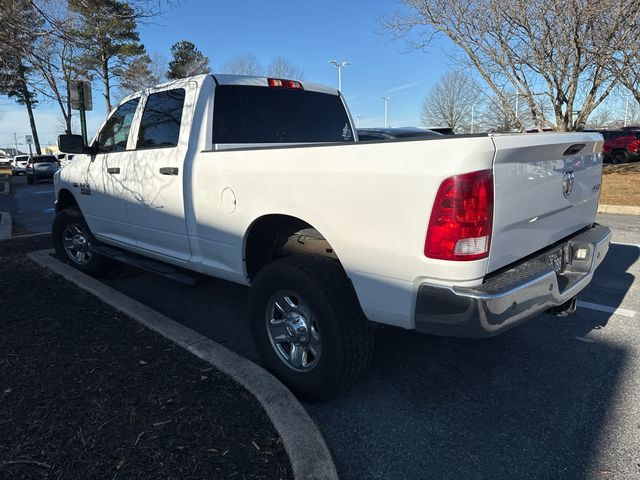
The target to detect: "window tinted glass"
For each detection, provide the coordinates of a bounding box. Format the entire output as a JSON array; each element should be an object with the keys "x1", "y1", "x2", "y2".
[
  {"x1": 32, "y1": 156, "x2": 57, "y2": 163},
  {"x1": 357, "y1": 134, "x2": 386, "y2": 142},
  {"x1": 213, "y1": 85, "x2": 354, "y2": 144},
  {"x1": 137, "y1": 89, "x2": 185, "y2": 149},
  {"x1": 602, "y1": 131, "x2": 626, "y2": 141},
  {"x1": 95, "y1": 98, "x2": 139, "y2": 153}
]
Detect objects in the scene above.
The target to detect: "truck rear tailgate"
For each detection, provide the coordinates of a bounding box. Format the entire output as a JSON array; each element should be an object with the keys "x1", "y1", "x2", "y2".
[{"x1": 488, "y1": 132, "x2": 603, "y2": 273}]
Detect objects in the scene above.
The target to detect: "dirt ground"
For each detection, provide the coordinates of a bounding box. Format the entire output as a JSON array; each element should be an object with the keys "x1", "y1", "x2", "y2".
[{"x1": 601, "y1": 163, "x2": 640, "y2": 206}]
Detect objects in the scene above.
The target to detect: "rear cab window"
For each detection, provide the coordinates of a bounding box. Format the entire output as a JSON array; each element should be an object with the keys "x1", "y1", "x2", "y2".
[
  {"x1": 136, "y1": 89, "x2": 186, "y2": 149},
  {"x1": 32, "y1": 156, "x2": 57, "y2": 163},
  {"x1": 212, "y1": 85, "x2": 354, "y2": 146}
]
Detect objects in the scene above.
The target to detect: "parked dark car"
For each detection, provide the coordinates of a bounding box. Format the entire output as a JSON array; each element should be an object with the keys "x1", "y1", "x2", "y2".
[
  {"x1": 357, "y1": 127, "x2": 444, "y2": 142},
  {"x1": 25, "y1": 155, "x2": 60, "y2": 184}
]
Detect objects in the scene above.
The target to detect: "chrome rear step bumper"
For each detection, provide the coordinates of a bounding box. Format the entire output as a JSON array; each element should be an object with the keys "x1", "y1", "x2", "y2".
[{"x1": 415, "y1": 223, "x2": 612, "y2": 338}]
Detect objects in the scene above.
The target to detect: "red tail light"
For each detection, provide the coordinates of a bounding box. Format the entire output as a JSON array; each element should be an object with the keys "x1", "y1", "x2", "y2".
[
  {"x1": 425, "y1": 169, "x2": 494, "y2": 261},
  {"x1": 268, "y1": 78, "x2": 303, "y2": 90},
  {"x1": 627, "y1": 140, "x2": 640, "y2": 152}
]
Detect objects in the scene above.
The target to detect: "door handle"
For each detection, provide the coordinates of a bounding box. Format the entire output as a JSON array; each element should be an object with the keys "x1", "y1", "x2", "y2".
[
  {"x1": 106, "y1": 167, "x2": 120, "y2": 174},
  {"x1": 159, "y1": 167, "x2": 179, "y2": 175}
]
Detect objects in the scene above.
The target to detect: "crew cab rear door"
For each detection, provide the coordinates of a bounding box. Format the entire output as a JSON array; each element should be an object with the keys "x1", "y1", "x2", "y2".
[
  {"x1": 488, "y1": 132, "x2": 603, "y2": 273},
  {"x1": 122, "y1": 81, "x2": 196, "y2": 261}
]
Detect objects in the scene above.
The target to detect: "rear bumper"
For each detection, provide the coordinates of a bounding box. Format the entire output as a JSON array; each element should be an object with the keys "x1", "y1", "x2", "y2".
[
  {"x1": 415, "y1": 224, "x2": 611, "y2": 338},
  {"x1": 26, "y1": 169, "x2": 56, "y2": 179}
]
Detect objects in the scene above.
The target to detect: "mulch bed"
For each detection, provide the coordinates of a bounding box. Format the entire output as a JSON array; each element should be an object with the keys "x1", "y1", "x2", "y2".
[{"x1": 0, "y1": 235, "x2": 292, "y2": 480}]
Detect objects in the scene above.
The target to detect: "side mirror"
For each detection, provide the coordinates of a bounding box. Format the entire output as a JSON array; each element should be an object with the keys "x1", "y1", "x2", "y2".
[{"x1": 58, "y1": 134, "x2": 91, "y2": 154}]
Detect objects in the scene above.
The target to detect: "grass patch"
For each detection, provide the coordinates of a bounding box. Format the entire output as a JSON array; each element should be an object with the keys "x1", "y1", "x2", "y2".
[{"x1": 601, "y1": 163, "x2": 640, "y2": 206}]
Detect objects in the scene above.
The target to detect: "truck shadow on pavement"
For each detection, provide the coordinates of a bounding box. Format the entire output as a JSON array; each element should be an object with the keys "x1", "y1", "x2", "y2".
[{"x1": 99, "y1": 243, "x2": 638, "y2": 480}]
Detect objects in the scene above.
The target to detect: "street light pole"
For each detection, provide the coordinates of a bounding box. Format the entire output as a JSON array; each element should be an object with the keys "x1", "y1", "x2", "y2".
[
  {"x1": 329, "y1": 60, "x2": 351, "y2": 92},
  {"x1": 382, "y1": 97, "x2": 390, "y2": 128},
  {"x1": 471, "y1": 104, "x2": 475, "y2": 134},
  {"x1": 624, "y1": 97, "x2": 629, "y2": 127}
]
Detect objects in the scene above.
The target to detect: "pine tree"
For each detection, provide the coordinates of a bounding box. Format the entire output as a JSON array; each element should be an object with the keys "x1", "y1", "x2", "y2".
[
  {"x1": 71, "y1": 0, "x2": 144, "y2": 112},
  {"x1": 167, "y1": 41, "x2": 211, "y2": 80},
  {"x1": 0, "y1": 1, "x2": 42, "y2": 154},
  {"x1": 120, "y1": 52, "x2": 163, "y2": 95}
]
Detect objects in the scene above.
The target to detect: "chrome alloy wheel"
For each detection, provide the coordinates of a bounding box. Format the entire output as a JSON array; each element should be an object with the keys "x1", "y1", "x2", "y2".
[
  {"x1": 62, "y1": 223, "x2": 93, "y2": 265},
  {"x1": 266, "y1": 291, "x2": 322, "y2": 372}
]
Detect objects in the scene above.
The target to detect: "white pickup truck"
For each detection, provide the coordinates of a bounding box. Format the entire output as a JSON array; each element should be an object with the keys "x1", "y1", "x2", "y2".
[{"x1": 54, "y1": 74, "x2": 611, "y2": 398}]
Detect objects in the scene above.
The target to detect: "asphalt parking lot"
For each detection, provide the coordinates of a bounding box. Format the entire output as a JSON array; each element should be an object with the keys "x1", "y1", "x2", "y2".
[{"x1": 3, "y1": 176, "x2": 640, "y2": 479}]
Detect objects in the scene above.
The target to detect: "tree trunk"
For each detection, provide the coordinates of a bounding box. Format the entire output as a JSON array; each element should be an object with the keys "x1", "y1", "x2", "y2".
[
  {"x1": 18, "y1": 66, "x2": 41, "y2": 154},
  {"x1": 65, "y1": 79, "x2": 72, "y2": 134},
  {"x1": 102, "y1": 58, "x2": 111, "y2": 113},
  {"x1": 23, "y1": 92, "x2": 41, "y2": 155}
]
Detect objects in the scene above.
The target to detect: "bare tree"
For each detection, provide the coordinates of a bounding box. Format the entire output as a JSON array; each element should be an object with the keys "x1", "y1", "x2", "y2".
[
  {"x1": 421, "y1": 71, "x2": 477, "y2": 132},
  {"x1": 383, "y1": 0, "x2": 640, "y2": 131},
  {"x1": 32, "y1": 32, "x2": 79, "y2": 134},
  {"x1": 478, "y1": 93, "x2": 520, "y2": 133},
  {"x1": 266, "y1": 56, "x2": 304, "y2": 80},
  {"x1": 586, "y1": 107, "x2": 614, "y2": 128},
  {"x1": 222, "y1": 53, "x2": 262, "y2": 76}
]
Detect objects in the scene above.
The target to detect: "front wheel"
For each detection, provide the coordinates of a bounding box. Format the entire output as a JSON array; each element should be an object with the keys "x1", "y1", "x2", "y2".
[
  {"x1": 52, "y1": 208, "x2": 107, "y2": 275},
  {"x1": 249, "y1": 255, "x2": 374, "y2": 400}
]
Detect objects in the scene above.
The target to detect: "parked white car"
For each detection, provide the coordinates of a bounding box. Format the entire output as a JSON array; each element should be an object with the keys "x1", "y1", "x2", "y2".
[
  {"x1": 53, "y1": 74, "x2": 611, "y2": 398},
  {"x1": 11, "y1": 155, "x2": 29, "y2": 175}
]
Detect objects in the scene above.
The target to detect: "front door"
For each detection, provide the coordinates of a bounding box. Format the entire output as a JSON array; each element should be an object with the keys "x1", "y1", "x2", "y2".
[{"x1": 82, "y1": 97, "x2": 140, "y2": 245}]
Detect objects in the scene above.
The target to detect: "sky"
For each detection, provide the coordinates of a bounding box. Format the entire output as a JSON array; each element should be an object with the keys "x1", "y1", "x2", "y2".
[{"x1": 0, "y1": 0, "x2": 462, "y2": 151}]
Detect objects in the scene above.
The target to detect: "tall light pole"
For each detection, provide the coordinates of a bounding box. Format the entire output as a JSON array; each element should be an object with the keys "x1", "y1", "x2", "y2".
[
  {"x1": 329, "y1": 60, "x2": 350, "y2": 92},
  {"x1": 471, "y1": 104, "x2": 475, "y2": 134},
  {"x1": 356, "y1": 115, "x2": 361, "y2": 127},
  {"x1": 624, "y1": 96, "x2": 629, "y2": 127},
  {"x1": 382, "y1": 97, "x2": 390, "y2": 128}
]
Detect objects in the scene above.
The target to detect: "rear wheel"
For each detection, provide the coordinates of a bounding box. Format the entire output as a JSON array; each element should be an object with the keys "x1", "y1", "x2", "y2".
[
  {"x1": 52, "y1": 208, "x2": 107, "y2": 275},
  {"x1": 249, "y1": 255, "x2": 374, "y2": 400},
  {"x1": 612, "y1": 149, "x2": 629, "y2": 164}
]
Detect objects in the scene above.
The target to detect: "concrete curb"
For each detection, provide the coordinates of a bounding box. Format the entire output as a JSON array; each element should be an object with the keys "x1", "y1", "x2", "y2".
[
  {"x1": 0, "y1": 211, "x2": 12, "y2": 240},
  {"x1": 27, "y1": 249, "x2": 339, "y2": 480},
  {"x1": 598, "y1": 204, "x2": 640, "y2": 215}
]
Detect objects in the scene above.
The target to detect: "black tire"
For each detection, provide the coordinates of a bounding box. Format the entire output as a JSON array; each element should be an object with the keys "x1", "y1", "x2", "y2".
[
  {"x1": 26, "y1": 174, "x2": 34, "y2": 185},
  {"x1": 249, "y1": 255, "x2": 374, "y2": 400},
  {"x1": 612, "y1": 149, "x2": 629, "y2": 164},
  {"x1": 52, "y1": 208, "x2": 108, "y2": 275}
]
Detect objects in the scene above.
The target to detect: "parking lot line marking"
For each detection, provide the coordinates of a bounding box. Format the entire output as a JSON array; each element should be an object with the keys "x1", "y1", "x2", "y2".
[
  {"x1": 29, "y1": 190, "x2": 54, "y2": 195},
  {"x1": 574, "y1": 336, "x2": 596, "y2": 343},
  {"x1": 577, "y1": 300, "x2": 636, "y2": 318},
  {"x1": 10, "y1": 232, "x2": 49, "y2": 239},
  {"x1": 612, "y1": 241, "x2": 640, "y2": 248},
  {"x1": 42, "y1": 208, "x2": 55, "y2": 214}
]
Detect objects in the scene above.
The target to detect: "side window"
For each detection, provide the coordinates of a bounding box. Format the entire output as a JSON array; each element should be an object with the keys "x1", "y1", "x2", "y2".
[
  {"x1": 95, "y1": 98, "x2": 140, "y2": 153},
  {"x1": 136, "y1": 89, "x2": 186, "y2": 149}
]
